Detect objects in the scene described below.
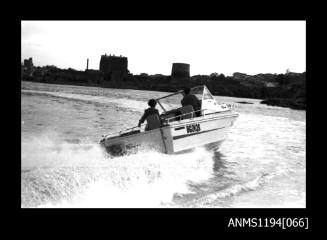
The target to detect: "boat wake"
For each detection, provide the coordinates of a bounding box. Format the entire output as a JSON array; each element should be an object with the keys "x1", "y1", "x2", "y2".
[
  {"x1": 21, "y1": 132, "x2": 215, "y2": 208},
  {"x1": 177, "y1": 166, "x2": 293, "y2": 208}
]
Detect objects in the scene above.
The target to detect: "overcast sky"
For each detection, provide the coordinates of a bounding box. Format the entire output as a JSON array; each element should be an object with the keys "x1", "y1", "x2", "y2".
[{"x1": 21, "y1": 21, "x2": 306, "y2": 76}]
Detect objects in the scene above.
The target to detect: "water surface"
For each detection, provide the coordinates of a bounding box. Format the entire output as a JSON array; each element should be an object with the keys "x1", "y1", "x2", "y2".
[{"x1": 21, "y1": 81, "x2": 306, "y2": 208}]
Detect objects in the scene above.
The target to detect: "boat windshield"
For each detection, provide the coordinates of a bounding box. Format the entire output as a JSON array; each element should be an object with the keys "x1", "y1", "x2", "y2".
[
  {"x1": 156, "y1": 91, "x2": 184, "y2": 113},
  {"x1": 156, "y1": 85, "x2": 210, "y2": 113},
  {"x1": 189, "y1": 86, "x2": 204, "y2": 100}
]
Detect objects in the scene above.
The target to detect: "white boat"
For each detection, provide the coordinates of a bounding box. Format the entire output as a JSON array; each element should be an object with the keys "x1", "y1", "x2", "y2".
[{"x1": 100, "y1": 85, "x2": 239, "y2": 155}]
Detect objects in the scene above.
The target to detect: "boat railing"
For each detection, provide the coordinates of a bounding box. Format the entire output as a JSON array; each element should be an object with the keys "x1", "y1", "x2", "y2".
[
  {"x1": 226, "y1": 103, "x2": 236, "y2": 112},
  {"x1": 165, "y1": 104, "x2": 236, "y2": 123},
  {"x1": 165, "y1": 109, "x2": 206, "y2": 123}
]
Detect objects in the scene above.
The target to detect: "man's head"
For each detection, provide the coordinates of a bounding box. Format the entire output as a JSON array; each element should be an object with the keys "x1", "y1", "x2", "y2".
[
  {"x1": 183, "y1": 87, "x2": 190, "y2": 95},
  {"x1": 148, "y1": 99, "x2": 157, "y2": 108}
]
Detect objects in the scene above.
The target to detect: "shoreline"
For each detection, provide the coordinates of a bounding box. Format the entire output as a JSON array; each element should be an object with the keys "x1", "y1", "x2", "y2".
[{"x1": 21, "y1": 80, "x2": 306, "y2": 111}]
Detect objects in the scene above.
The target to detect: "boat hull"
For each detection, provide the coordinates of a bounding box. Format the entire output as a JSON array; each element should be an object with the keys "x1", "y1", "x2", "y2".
[{"x1": 100, "y1": 112, "x2": 238, "y2": 155}]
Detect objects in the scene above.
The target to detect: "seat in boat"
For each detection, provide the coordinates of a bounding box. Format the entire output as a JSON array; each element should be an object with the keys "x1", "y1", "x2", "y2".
[
  {"x1": 180, "y1": 105, "x2": 194, "y2": 119},
  {"x1": 146, "y1": 114, "x2": 162, "y2": 131}
]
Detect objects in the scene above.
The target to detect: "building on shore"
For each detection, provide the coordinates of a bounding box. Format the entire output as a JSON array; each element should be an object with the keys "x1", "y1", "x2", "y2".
[
  {"x1": 22, "y1": 57, "x2": 34, "y2": 76},
  {"x1": 99, "y1": 54, "x2": 128, "y2": 82}
]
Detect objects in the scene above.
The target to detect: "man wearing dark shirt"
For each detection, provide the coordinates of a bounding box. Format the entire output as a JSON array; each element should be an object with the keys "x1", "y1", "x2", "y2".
[
  {"x1": 138, "y1": 99, "x2": 160, "y2": 127},
  {"x1": 181, "y1": 87, "x2": 201, "y2": 115}
]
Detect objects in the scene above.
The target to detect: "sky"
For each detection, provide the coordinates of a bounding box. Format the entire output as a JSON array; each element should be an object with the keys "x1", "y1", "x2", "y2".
[{"x1": 21, "y1": 21, "x2": 306, "y2": 76}]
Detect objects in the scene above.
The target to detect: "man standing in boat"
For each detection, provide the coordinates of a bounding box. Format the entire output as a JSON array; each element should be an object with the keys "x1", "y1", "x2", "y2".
[
  {"x1": 181, "y1": 87, "x2": 201, "y2": 116},
  {"x1": 138, "y1": 99, "x2": 160, "y2": 129}
]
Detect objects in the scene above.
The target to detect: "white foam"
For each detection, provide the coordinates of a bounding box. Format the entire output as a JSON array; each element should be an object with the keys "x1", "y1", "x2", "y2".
[{"x1": 22, "y1": 132, "x2": 215, "y2": 208}]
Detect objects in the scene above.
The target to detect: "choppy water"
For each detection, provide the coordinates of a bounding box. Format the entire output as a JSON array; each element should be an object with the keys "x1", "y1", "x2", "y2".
[{"x1": 21, "y1": 81, "x2": 306, "y2": 208}]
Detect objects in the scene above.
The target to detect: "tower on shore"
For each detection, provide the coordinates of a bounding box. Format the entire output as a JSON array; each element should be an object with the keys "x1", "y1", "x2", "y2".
[{"x1": 171, "y1": 63, "x2": 190, "y2": 78}]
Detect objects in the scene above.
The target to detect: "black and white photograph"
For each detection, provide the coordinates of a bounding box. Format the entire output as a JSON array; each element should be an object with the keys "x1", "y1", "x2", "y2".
[{"x1": 21, "y1": 20, "x2": 306, "y2": 208}]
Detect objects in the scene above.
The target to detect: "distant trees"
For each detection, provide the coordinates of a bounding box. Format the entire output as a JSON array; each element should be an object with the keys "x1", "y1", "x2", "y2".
[
  {"x1": 210, "y1": 73, "x2": 226, "y2": 82},
  {"x1": 276, "y1": 74, "x2": 290, "y2": 85},
  {"x1": 210, "y1": 72, "x2": 219, "y2": 77}
]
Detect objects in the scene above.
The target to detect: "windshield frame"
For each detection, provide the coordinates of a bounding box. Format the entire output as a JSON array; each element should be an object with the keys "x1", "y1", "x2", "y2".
[{"x1": 155, "y1": 85, "x2": 205, "y2": 113}]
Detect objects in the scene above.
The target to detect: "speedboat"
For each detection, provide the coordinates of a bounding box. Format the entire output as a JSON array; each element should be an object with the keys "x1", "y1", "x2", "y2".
[{"x1": 100, "y1": 85, "x2": 239, "y2": 155}]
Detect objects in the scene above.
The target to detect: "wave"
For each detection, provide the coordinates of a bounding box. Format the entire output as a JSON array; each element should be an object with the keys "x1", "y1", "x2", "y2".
[
  {"x1": 178, "y1": 167, "x2": 293, "y2": 207},
  {"x1": 21, "y1": 132, "x2": 215, "y2": 208}
]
